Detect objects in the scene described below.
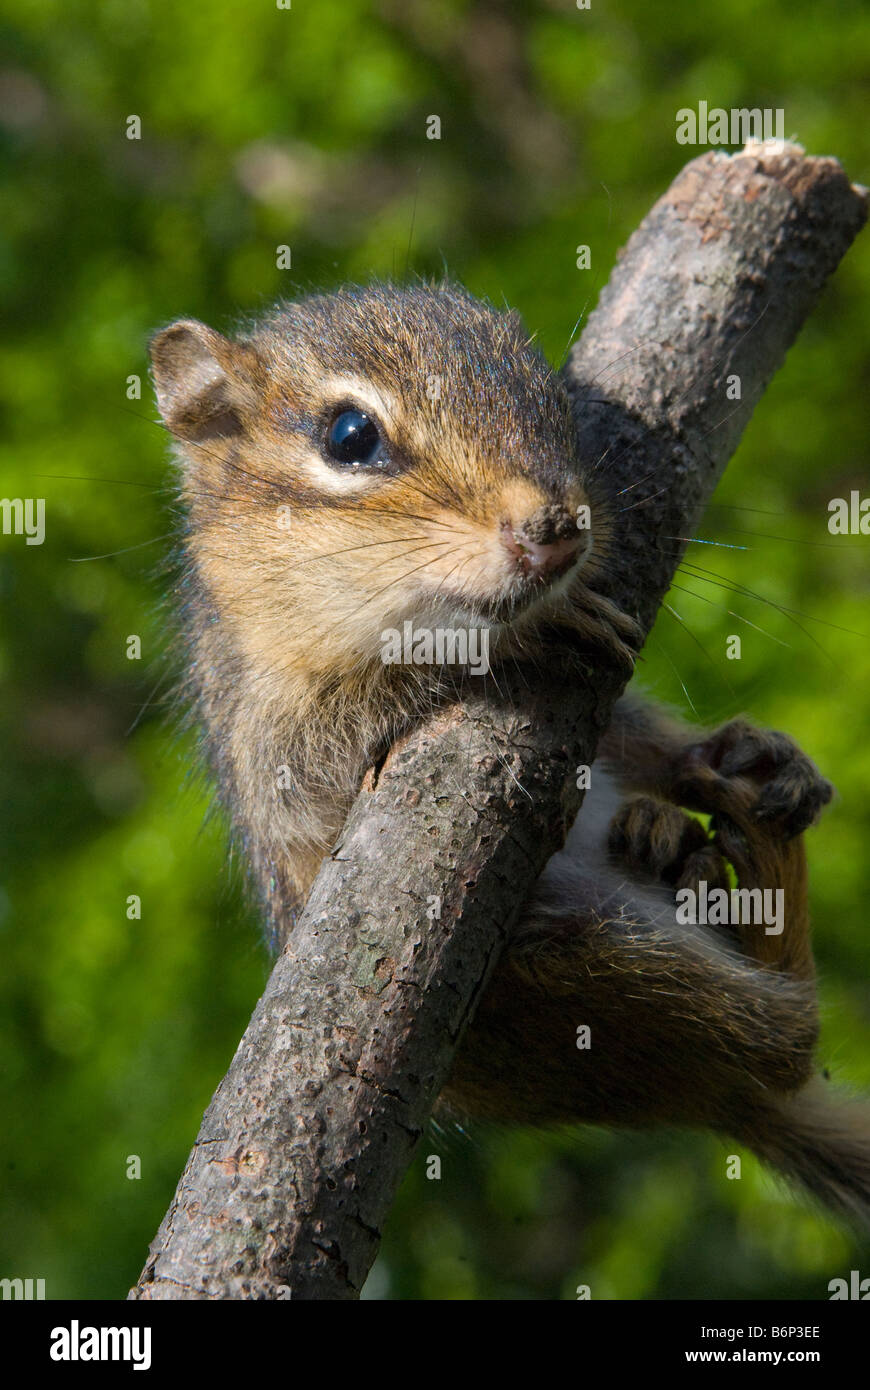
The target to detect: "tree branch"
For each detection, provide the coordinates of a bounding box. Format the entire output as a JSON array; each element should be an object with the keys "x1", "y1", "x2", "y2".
[{"x1": 130, "y1": 143, "x2": 866, "y2": 1300}]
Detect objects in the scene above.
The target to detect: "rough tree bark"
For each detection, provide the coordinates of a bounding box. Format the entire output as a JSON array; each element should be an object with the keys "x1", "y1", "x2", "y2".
[{"x1": 131, "y1": 143, "x2": 866, "y2": 1300}]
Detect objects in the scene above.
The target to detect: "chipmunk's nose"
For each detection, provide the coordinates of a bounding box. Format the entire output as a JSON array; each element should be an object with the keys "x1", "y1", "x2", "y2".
[{"x1": 501, "y1": 504, "x2": 587, "y2": 580}]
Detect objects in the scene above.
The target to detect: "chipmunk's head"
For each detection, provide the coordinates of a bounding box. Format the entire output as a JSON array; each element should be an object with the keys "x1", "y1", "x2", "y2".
[{"x1": 152, "y1": 282, "x2": 635, "y2": 693}]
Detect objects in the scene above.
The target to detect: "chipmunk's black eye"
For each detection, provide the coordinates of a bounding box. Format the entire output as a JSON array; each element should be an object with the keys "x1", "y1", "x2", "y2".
[{"x1": 325, "y1": 409, "x2": 383, "y2": 469}]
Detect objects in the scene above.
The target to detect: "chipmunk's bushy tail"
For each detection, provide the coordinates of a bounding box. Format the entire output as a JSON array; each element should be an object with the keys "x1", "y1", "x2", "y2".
[{"x1": 732, "y1": 1079, "x2": 870, "y2": 1231}]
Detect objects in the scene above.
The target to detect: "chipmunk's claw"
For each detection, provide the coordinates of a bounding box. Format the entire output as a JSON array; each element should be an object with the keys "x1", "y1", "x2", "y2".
[
  {"x1": 677, "y1": 719, "x2": 834, "y2": 839},
  {"x1": 608, "y1": 795, "x2": 729, "y2": 890}
]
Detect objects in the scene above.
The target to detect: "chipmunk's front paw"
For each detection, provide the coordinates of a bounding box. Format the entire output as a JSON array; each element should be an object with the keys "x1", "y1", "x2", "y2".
[
  {"x1": 608, "y1": 795, "x2": 729, "y2": 890},
  {"x1": 675, "y1": 719, "x2": 834, "y2": 839}
]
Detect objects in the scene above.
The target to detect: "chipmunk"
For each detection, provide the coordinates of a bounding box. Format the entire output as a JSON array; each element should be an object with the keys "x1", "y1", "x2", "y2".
[{"x1": 151, "y1": 281, "x2": 870, "y2": 1230}]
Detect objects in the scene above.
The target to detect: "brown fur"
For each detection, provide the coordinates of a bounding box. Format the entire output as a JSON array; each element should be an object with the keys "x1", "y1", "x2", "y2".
[
  {"x1": 152, "y1": 283, "x2": 634, "y2": 936},
  {"x1": 151, "y1": 281, "x2": 870, "y2": 1230}
]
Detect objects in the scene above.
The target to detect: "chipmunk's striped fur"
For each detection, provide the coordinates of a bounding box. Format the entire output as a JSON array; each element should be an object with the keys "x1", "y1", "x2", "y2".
[{"x1": 152, "y1": 281, "x2": 870, "y2": 1231}]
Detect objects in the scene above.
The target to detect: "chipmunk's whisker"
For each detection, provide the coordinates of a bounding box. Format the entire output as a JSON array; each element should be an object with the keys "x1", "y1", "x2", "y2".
[
  {"x1": 293, "y1": 536, "x2": 434, "y2": 571},
  {"x1": 677, "y1": 560, "x2": 834, "y2": 663},
  {"x1": 667, "y1": 536, "x2": 749, "y2": 550},
  {"x1": 35, "y1": 471, "x2": 161, "y2": 490},
  {"x1": 616, "y1": 466, "x2": 660, "y2": 497},
  {"x1": 366, "y1": 540, "x2": 455, "y2": 577},
  {"x1": 291, "y1": 544, "x2": 457, "y2": 648},
  {"x1": 69, "y1": 533, "x2": 176, "y2": 562},
  {"x1": 586, "y1": 337, "x2": 665, "y2": 386},
  {"x1": 556, "y1": 301, "x2": 591, "y2": 369},
  {"x1": 226, "y1": 539, "x2": 453, "y2": 625},
  {"x1": 647, "y1": 633, "x2": 701, "y2": 717},
  {"x1": 662, "y1": 601, "x2": 736, "y2": 696},
  {"x1": 358, "y1": 507, "x2": 459, "y2": 533},
  {"x1": 679, "y1": 558, "x2": 866, "y2": 639},
  {"x1": 698, "y1": 524, "x2": 865, "y2": 550},
  {"x1": 620, "y1": 485, "x2": 671, "y2": 514},
  {"x1": 708, "y1": 502, "x2": 788, "y2": 517},
  {"x1": 667, "y1": 579, "x2": 791, "y2": 649}
]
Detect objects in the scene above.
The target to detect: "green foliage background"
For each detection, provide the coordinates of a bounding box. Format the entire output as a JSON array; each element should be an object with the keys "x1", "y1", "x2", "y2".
[{"x1": 1, "y1": 0, "x2": 868, "y2": 1301}]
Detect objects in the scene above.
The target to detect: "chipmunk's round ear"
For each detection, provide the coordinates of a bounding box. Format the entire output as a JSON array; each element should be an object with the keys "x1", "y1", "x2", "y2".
[{"x1": 149, "y1": 319, "x2": 259, "y2": 444}]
